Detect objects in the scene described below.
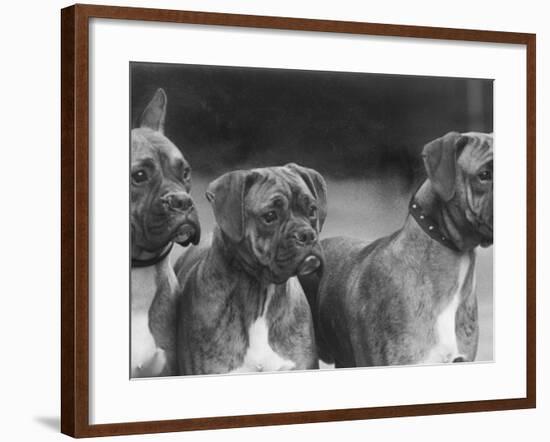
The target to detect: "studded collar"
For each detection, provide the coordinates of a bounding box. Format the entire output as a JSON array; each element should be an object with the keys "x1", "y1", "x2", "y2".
[
  {"x1": 409, "y1": 197, "x2": 460, "y2": 253},
  {"x1": 132, "y1": 243, "x2": 174, "y2": 268}
]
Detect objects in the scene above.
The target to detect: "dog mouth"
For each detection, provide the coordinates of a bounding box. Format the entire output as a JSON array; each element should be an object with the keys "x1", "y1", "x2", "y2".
[
  {"x1": 297, "y1": 254, "x2": 322, "y2": 276},
  {"x1": 479, "y1": 228, "x2": 493, "y2": 247},
  {"x1": 173, "y1": 220, "x2": 200, "y2": 247},
  {"x1": 475, "y1": 217, "x2": 493, "y2": 247},
  {"x1": 268, "y1": 251, "x2": 323, "y2": 284},
  {"x1": 467, "y1": 206, "x2": 493, "y2": 248}
]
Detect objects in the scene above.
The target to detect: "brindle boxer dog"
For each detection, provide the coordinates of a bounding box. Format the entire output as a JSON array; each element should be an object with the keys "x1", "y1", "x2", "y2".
[
  {"x1": 176, "y1": 164, "x2": 326, "y2": 375},
  {"x1": 300, "y1": 132, "x2": 493, "y2": 367},
  {"x1": 131, "y1": 88, "x2": 200, "y2": 377}
]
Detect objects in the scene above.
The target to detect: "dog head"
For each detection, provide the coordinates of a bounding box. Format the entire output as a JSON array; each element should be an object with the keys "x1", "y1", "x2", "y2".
[
  {"x1": 206, "y1": 163, "x2": 327, "y2": 283},
  {"x1": 422, "y1": 131, "x2": 493, "y2": 247},
  {"x1": 131, "y1": 88, "x2": 200, "y2": 257}
]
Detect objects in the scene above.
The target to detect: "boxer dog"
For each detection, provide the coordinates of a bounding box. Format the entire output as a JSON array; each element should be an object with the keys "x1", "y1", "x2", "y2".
[
  {"x1": 177, "y1": 164, "x2": 326, "y2": 375},
  {"x1": 131, "y1": 88, "x2": 200, "y2": 377},
  {"x1": 301, "y1": 132, "x2": 493, "y2": 367}
]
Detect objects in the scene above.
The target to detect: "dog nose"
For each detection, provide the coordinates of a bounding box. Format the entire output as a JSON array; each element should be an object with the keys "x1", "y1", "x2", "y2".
[
  {"x1": 161, "y1": 192, "x2": 194, "y2": 212},
  {"x1": 292, "y1": 229, "x2": 317, "y2": 246}
]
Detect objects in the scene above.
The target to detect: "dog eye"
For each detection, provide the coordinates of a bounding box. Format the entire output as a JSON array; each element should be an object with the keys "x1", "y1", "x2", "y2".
[
  {"x1": 182, "y1": 168, "x2": 191, "y2": 181},
  {"x1": 308, "y1": 206, "x2": 317, "y2": 218},
  {"x1": 477, "y1": 170, "x2": 492, "y2": 182},
  {"x1": 132, "y1": 169, "x2": 148, "y2": 184},
  {"x1": 262, "y1": 211, "x2": 278, "y2": 224}
]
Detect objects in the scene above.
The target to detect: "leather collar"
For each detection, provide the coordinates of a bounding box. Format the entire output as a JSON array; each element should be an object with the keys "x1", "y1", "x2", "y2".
[
  {"x1": 132, "y1": 243, "x2": 174, "y2": 268},
  {"x1": 409, "y1": 198, "x2": 460, "y2": 253}
]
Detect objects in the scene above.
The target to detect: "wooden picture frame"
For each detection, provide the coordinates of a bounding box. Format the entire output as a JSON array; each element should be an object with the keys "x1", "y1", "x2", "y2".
[{"x1": 61, "y1": 3, "x2": 536, "y2": 438}]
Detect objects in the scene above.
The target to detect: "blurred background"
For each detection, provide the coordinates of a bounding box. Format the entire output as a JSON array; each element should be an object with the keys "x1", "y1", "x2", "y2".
[{"x1": 131, "y1": 62, "x2": 494, "y2": 362}]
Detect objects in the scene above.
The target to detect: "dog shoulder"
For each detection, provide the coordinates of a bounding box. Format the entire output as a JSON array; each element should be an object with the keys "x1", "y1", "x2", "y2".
[{"x1": 174, "y1": 245, "x2": 207, "y2": 282}]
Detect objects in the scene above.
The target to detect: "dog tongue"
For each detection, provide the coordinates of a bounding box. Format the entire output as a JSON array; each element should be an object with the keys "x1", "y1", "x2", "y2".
[{"x1": 297, "y1": 255, "x2": 321, "y2": 276}]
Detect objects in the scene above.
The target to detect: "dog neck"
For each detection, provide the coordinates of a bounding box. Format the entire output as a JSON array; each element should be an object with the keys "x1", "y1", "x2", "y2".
[
  {"x1": 412, "y1": 181, "x2": 482, "y2": 253},
  {"x1": 211, "y1": 228, "x2": 276, "y2": 284},
  {"x1": 132, "y1": 242, "x2": 173, "y2": 268},
  {"x1": 204, "y1": 229, "x2": 282, "y2": 319}
]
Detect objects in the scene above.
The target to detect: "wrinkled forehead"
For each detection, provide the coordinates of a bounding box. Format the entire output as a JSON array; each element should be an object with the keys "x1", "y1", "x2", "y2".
[
  {"x1": 245, "y1": 167, "x2": 313, "y2": 210},
  {"x1": 459, "y1": 132, "x2": 493, "y2": 171},
  {"x1": 131, "y1": 128, "x2": 187, "y2": 165}
]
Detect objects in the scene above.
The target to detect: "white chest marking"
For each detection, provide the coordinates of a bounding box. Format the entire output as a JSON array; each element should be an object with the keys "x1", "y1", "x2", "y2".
[
  {"x1": 423, "y1": 256, "x2": 471, "y2": 364},
  {"x1": 287, "y1": 275, "x2": 305, "y2": 299},
  {"x1": 230, "y1": 283, "x2": 296, "y2": 374},
  {"x1": 131, "y1": 267, "x2": 166, "y2": 377}
]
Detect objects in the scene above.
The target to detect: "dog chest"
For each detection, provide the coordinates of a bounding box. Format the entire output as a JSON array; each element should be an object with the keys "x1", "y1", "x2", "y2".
[
  {"x1": 423, "y1": 255, "x2": 474, "y2": 364},
  {"x1": 131, "y1": 267, "x2": 166, "y2": 377},
  {"x1": 230, "y1": 283, "x2": 296, "y2": 373}
]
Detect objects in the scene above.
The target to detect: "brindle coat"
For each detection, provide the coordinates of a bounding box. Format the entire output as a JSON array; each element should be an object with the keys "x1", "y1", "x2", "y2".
[
  {"x1": 301, "y1": 132, "x2": 493, "y2": 367},
  {"x1": 176, "y1": 164, "x2": 327, "y2": 375}
]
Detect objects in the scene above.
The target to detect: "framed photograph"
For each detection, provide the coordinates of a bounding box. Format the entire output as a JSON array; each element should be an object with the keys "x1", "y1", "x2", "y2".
[{"x1": 61, "y1": 4, "x2": 536, "y2": 438}]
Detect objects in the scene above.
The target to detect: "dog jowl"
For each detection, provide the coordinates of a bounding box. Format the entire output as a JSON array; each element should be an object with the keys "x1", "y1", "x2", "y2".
[{"x1": 130, "y1": 88, "x2": 200, "y2": 378}]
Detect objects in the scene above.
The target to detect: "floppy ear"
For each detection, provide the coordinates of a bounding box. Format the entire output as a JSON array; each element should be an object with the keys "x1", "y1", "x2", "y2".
[
  {"x1": 206, "y1": 170, "x2": 257, "y2": 243},
  {"x1": 285, "y1": 163, "x2": 328, "y2": 231},
  {"x1": 422, "y1": 132, "x2": 467, "y2": 201},
  {"x1": 139, "y1": 88, "x2": 167, "y2": 133}
]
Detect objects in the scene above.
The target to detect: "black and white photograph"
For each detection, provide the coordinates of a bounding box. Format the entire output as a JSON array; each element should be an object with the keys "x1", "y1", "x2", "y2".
[
  {"x1": 2, "y1": 0, "x2": 543, "y2": 438},
  {"x1": 130, "y1": 62, "x2": 493, "y2": 378}
]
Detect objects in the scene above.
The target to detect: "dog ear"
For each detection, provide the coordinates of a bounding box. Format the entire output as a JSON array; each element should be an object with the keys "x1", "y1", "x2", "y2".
[
  {"x1": 285, "y1": 163, "x2": 328, "y2": 232},
  {"x1": 206, "y1": 170, "x2": 257, "y2": 243},
  {"x1": 422, "y1": 132, "x2": 468, "y2": 201},
  {"x1": 139, "y1": 88, "x2": 167, "y2": 133}
]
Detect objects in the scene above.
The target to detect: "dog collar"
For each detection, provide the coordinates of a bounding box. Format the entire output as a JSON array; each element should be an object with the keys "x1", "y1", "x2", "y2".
[
  {"x1": 409, "y1": 198, "x2": 460, "y2": 253},
  {"x1": 132, "y1": 243, "x2": 174, "y2": 268}
]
